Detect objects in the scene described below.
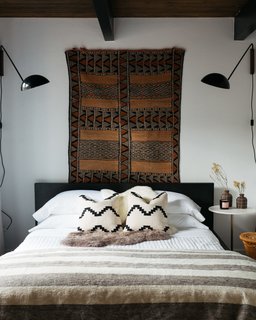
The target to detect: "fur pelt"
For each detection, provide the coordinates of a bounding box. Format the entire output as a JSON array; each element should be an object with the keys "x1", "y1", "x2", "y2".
[{"x1": 62, "y1": 230, "x2": 172, "y2": 247}]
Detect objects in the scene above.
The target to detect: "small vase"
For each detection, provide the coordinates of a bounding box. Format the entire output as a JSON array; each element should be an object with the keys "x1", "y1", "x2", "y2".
[
  {"x1": 236, "y1": 194, "x2": 247, "y2": 209},
  {"x1": 221, "y1": 190, "x2": 233, "y2": 207}
]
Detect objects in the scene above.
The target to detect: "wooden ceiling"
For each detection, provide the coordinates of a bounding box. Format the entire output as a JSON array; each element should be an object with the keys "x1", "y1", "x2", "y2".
[
  {"x1": 0, "y1": 0, "x2": 249, "y2": 18},
  {"x1": 0, "y1": 0, "x2": 255, "y2": 41}
]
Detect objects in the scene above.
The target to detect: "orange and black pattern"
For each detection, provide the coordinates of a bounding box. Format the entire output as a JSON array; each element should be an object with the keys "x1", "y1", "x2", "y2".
[{"x1": 66, "y1": 48, "x2": 185, "y2": 183}]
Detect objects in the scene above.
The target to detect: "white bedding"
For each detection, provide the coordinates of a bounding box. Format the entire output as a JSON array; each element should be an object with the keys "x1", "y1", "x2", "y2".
[
  {"x1": 19, "y1": 187, "x2": 224, "y2": 253},
  {"x1": 15, "y1": 228, "x2": 224, "y2": 252}
]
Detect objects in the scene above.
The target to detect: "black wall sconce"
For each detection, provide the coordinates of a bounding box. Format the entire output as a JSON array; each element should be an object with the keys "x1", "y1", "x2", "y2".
[
  {"x1": 201, "y1": 43, "x2": 254, "y2": 89},
  {"x1": 201, "y1": 43, "x2": 256, "y2": 163},
  {"x1": 0, "y1": 45, "x2": 49, "y2": 90},
  {"x1": 0, "y1": 45, "x2": 50, "y2": 230}
]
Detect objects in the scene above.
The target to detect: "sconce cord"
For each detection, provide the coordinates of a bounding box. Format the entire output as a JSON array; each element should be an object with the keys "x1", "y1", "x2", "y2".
[
  {"x1": 0, "y1": 76, "x2": 5, "y2": 187},
  {"x1": 1, "y1": 209, "x2": 12, "y2": 230},
  {"x1": 0, "y1": 76, "x2": 11, "y2": 229},
  {"x1": 250, "y1": 73, "x2": 256, "y2": 163},
  {"x1": 232, "y1": 44, "x2": 256, "y2": 164}
]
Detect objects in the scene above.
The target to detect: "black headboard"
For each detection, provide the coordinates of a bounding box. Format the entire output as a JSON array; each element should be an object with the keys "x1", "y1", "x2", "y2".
[{"x1": 34, "y1": 182, "x2": 214, "y2": 230}]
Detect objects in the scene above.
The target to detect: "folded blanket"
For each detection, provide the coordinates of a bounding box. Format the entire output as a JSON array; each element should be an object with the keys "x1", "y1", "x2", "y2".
[{"x1": 62, "y1": 230, "x2": 171, "y2": 247}]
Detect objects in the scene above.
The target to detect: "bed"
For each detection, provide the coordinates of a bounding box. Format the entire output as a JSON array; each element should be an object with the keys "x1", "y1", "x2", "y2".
[{"x1": 0, "y1": 182, "x2": 255, "y2": 320}]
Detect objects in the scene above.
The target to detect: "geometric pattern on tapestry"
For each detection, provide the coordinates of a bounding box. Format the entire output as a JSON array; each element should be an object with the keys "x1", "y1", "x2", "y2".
[{"x1": 66, "y1": 48, "x2": 185, "y2": 183}]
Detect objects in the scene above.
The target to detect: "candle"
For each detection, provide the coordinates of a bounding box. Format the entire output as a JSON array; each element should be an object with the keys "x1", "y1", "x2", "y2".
[{"x1": 220, "y1": 199, "x2": 229, "y2": 209}]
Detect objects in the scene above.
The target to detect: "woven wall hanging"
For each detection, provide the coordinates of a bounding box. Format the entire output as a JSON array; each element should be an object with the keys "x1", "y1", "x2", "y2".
[{"x1": 66, "y1": 48, "x2": 185, "y2": 183}]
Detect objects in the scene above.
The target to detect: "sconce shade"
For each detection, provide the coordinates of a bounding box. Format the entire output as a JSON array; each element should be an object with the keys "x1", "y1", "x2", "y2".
[
  {"x1": 0, "y1": 45, "x2": 49, "y2": 91},
  {"x1": 201, "y1": 44, "x2": 254, "y2": 90},
  {"x1": 201, "y1": 73, "x2": 230, "y2": 89},
  {"x1": 201, "y1": 43, "x2": 256, "y2": 164},
  {"x1": 21, "y1": 75, "x2": 49, "y2": 91}
]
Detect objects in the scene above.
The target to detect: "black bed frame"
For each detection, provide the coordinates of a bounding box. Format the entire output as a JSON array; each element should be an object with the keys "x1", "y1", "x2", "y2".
[{"x1": 34, "y1": 182, "x2": 214, "y2": 230}]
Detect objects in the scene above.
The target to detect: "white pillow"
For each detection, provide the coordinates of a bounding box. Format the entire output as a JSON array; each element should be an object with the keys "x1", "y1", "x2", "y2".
[
  {"x1": 155, "y1": 190, "x2": 204, "y2": 222},
  {"x1": 124, "y1": 192, "x2": 171, "y2": 233},
  {"x1": 29, "y1": 211, "x2": 207, "y2": 233},
  {"x1": 101, "y1": 186, "x2": 157, "y2": 223},
  {"x1": 167, "y1": 213, "x2": 208, "y2": 230},
  {"x1": 33, "y1": 190, "x2": 103, "y2": 223},
  {"x1": 29, "y1": 215, "x2": 79, "y2": 232},
  {"x1": 78, "y1": 196, "x2": 123, "y2": 233}
]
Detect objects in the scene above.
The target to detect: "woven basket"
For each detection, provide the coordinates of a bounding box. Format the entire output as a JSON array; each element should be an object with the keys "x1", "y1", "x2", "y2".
[{"x1": 239, "y1": 232, "x2": 256, "y2": 259}]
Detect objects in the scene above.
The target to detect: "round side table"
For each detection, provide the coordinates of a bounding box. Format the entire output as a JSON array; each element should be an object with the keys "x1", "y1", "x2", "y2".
[{"x1": 209, "y1": 205, "x2": 256, "y2": 251}]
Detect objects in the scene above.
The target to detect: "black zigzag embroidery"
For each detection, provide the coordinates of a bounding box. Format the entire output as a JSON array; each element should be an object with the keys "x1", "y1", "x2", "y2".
[
  {"x1": 138, "y1": 225, "x2": 153, "y2": 231},
  {"x1": 130, "y1": 191, "x2": 144, "y2": 200},
  {"x1": 125, "y1": 225, "x2": 169, "y2": 232},
  {"x1": 79, "y1": 195, "x2": 96, "y2": 202},
  {"x1": 124, "y1": 225, "x2": 133, "y2": 231},
  {"x1": 78, "y1": 224, "x2": 122, "y2": 233},
  {"x1": 131, "y1": 191, "x2": 166, "y2": 203},
  {"x1": 127, "y1": 205, "x2": 168, "y2": 218},
  {"x1": 152, "y1": 192, "x2": 166, "y2": 200},
  {"x1": 105, "y1": 192, "x2": 119, "y2": 200},
  {"x1": 79, "y1": 206, "x2": 120, "y2": 218}
]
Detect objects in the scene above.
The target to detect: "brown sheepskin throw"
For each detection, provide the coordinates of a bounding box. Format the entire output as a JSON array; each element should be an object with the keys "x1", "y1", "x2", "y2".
[{"x1": 61, "y1": 230, "x2": 171, "y2": 247}]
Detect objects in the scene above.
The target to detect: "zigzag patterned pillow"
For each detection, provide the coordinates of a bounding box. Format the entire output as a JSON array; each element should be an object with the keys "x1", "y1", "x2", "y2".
[
  {"x1": 124, "y1": 192, "x2": 170, "y2": 232},
  {"x1": 78, "y1": 195, "x2": 123, "y2": 233},
  {"x1": 101, "y1": 186, "x2": 157, "y2": 223}
]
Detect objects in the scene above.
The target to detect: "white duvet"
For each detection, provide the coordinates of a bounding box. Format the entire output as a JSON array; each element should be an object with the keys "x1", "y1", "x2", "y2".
[
  {"x1": 15, "y1": 227, "x2": 224, "y2": 252},
  {"x1": 18, "y1": 188, "x2": 224, "y2": 253}
]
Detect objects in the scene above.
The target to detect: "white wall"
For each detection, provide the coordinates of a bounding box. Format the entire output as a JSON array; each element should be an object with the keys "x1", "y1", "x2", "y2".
[{"x1": 0, "y1": 18, "x2": 255, "y2": 252}]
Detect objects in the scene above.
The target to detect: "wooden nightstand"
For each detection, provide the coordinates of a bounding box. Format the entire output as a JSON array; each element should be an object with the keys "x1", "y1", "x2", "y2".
[{"x1": 209, "y1": 206, "x2": 256, "y2": 250}]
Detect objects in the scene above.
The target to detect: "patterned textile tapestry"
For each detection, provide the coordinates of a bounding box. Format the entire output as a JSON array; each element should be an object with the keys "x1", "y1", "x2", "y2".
[{"x1": 66, "y1": 48, "x2": 185, "y2": 183}]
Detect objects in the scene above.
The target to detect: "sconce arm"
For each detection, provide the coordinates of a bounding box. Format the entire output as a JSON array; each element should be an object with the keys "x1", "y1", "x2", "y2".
[
  {"x1": 0, "y1": 45, "x2": 24, "y2": 81},
  {"x1": 227, "y1": 43, "x2": 254, "y2": 80}
]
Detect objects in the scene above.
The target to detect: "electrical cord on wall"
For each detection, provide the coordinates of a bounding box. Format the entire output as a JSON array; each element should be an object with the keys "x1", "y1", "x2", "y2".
[
  {"x1": 0, "y1": 75, "x2": 12, "y2": 230},
  {"x1": 1, "y1": 210, "x2": 12, "y2": 230},
  {"x1": 250, "y1": 73, "x2": 256, "y2": 163},
  {"x1": 0, "y1": 76, "x2": 5, "y2": 187}
]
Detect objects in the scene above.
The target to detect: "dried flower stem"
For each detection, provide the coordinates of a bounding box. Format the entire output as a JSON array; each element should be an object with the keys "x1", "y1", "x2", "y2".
[
  {"x1": 233, "y1": 181, "x2": 246, "y2": 194},
  {"x1": 210, "y1": 163, "x2": 228, "y2": 189}
]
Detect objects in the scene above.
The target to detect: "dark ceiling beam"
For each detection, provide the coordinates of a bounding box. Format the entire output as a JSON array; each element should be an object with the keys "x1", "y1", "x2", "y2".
[
  {"x1": 92, "y1": 0, "x2": 114, "y2": 41},
  {"x1": 234, "y1": 0, "x2": 256, "y2": 40}
]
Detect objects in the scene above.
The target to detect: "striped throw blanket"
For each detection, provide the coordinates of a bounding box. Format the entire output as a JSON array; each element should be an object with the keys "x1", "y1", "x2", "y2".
[{"x1": 0, "y1": 247, "x2": 255, "y2": 320}]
